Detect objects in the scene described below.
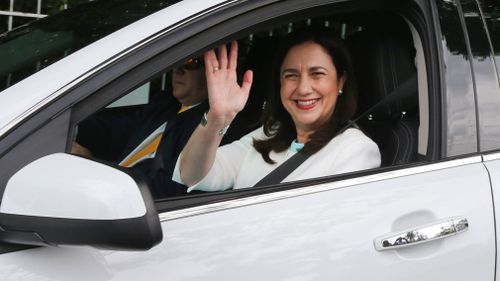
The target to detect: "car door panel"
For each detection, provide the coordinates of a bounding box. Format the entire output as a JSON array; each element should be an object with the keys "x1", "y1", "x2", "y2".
[
  {"x1": 480, "y1": 156, "x2": 500, "y2": 281},
  {"x1": 0, "y1": 160, "x2": 493, "y2": 280},
  {"x1": 155, "y1": 162, "x2": 494, "y2": 280}
]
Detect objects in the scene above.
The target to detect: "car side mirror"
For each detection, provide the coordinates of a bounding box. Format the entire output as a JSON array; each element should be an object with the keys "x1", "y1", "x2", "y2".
[{"x1": 0, "y1": 153, "x2": 162, "y2": 250}]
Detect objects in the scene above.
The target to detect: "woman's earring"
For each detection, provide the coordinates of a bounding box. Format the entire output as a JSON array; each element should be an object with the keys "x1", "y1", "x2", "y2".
[{"x1": 338, "y1": 89, "x2": 343, "y2": 96}]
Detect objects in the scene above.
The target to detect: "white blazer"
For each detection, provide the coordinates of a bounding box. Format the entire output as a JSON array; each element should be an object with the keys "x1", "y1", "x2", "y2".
[{"x1": 173, "y1": 127, "x2": 381, "y2": 192}]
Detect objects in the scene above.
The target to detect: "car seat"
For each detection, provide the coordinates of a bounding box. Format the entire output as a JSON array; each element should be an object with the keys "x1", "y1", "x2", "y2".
[{"x1": 347, "y1": 24, "x2": 419, "y2": 166}]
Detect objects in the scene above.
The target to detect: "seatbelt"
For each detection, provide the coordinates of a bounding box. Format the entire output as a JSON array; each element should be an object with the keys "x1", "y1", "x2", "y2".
[
  {"x1": 253, "y1": 150, "x2": 311, "y2": 187},
  {"x1": 350, "y1": 74, "x2": 417, "y2": 124},
  {"x1": 252, "y1": 74, "x2": 417, "y2": 187}
]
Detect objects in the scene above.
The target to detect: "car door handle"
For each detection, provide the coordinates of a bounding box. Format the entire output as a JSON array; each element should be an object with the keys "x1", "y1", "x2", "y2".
[{"x1": 374, "y1": 217, "x2": 469, "y2": 251}]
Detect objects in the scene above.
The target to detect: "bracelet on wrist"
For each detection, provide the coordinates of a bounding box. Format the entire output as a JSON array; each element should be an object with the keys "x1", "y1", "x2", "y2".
[{"x1": 200, "y1": 111, "x2": 229, "y2": 136}]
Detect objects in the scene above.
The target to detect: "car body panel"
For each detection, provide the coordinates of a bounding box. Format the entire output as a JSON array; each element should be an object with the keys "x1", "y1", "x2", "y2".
[
  {"x1": 459, "y1": 0, "x2": 500, "y2": 152},
  {"x1": 0, "y1": 160, "x2": 495, "y2": 280},
  {"x1": 435, "y1": 0, "x2": 478, "y2": 156},
  {"x1": 482, "y1": 154, "x2": 500, "y2": 281}
]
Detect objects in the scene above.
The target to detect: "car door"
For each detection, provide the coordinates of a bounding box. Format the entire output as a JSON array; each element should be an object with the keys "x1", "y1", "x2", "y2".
[
  {"x1": 468, "y1": 1, "x2": 500, "y2": 280},
  {"x1": 0, "y1": 0, "x2": 496, "y2": 280}
]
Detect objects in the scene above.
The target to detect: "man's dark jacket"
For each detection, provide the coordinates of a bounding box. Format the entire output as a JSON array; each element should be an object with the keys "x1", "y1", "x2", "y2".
[{"x1": 76, "y1": 94, "x2": 208, "y2": 198}]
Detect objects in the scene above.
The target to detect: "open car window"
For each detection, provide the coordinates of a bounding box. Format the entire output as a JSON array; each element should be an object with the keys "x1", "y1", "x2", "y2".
[{"x1": 71, "y1": 5, "x2": 430, "y2": 208}]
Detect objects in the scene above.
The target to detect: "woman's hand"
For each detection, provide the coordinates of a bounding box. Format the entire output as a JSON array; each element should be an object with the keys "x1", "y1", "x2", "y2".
[
  {"x1": 178, "y1": 41, "x2": 253, "y2": 186},
  {"x1": 204, "y1": 41, "x2": 253, "y2": 127}
]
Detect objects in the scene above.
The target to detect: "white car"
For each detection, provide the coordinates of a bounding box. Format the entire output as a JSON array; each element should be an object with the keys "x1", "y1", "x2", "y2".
[{"x1": 0, "y1": 0, "x2": 499, "y2": 280}]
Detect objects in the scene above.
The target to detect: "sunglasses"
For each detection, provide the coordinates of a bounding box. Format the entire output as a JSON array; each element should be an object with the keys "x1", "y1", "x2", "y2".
[{"x1": 181, "y1": 57, "x2": 204, "y2": 71}]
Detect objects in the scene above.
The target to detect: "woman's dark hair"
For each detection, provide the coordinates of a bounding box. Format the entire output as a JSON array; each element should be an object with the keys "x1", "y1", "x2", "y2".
[{"x1": 253, "y1": 27, "x2": 358, "y2": 164}]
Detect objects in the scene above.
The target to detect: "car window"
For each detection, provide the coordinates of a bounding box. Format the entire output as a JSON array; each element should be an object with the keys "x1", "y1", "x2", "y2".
[
  {"x1": 71, "y1": 9, "x2": 428, "y2": 202},
  {"x1": 0, "y1": 0, "x2": 438, "y2": 218},
  {"x1": 107, "y1": 84, "x2": 150, "y2": 108},
  {"x1": 105, "y1": 72, "x2": 173, "y2": 108},
  {"x1": 0, "y1": 0, "x2": 181, "y2": 92}
]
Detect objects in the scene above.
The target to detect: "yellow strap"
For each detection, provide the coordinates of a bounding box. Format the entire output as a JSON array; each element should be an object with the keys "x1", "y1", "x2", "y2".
[
  {"x1": 120, "y1": 105, "x2": 189, "y2": 167},
  {"x1": 120, "y1": 134, "x2": 163, "y2": 167},
  {"x1": 178, "y1": 105, "x2": 189, "y2": 114}
]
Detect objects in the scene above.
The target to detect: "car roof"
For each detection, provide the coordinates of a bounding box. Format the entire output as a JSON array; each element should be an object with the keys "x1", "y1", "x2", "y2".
[{"x1": 0, "y1": 0, "x2": 231, "y2": 137}]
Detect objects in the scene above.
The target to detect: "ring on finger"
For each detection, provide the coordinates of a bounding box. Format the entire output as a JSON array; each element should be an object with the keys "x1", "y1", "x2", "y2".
[{"x1": 213, "y1": 66, "x2": 220, "y2": 72}]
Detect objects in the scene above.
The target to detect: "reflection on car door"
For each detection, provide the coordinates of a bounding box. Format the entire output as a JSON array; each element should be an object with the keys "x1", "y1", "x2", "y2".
[
  {"x1": 1, "y1": 158, "x2": 493, "y2": 281},
  {"x1": 153, "y1": 160, "x2": 494, "y2": 280}
]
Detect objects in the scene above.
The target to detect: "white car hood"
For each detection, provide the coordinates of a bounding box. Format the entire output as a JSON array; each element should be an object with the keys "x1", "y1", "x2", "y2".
[{"x1": 0, "y1": 0, "x2": 228, "y2": 137}]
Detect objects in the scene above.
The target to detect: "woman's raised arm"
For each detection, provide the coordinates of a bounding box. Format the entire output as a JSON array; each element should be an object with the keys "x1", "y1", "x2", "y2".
[{"x1": 178, "y1": 41, "x2": 253, "y2": 186}]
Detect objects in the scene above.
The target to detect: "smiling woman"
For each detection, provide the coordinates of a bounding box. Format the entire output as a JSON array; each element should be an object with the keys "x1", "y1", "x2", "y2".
[
  {"x1": 173, "y1": 27, "x2": 381, "y2": 191},
  {"x1": 279, "y1": 41, "x2": 345, "y2": 143},
  {"x1": 255, "y1": 28, "x2": 358, "y2": 161}
]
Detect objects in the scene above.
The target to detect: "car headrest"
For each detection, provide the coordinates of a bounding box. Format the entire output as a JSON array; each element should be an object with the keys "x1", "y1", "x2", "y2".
[{"x1": 347, "y1": 27, "x2": 418, "y2": 120}]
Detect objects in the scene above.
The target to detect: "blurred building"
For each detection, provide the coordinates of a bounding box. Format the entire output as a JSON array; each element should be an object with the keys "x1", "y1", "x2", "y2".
[{"x1": 1, "y1": 0, "x2": 89, "y2": 34}]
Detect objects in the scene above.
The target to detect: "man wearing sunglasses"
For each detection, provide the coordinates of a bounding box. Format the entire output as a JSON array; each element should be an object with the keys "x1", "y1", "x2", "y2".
[
  {"x1": 172, "y1": 58, "x2": 207, "y2": 106},
  {"x1": 72, "y1": 57, "x2": 210, "y2": 198}
]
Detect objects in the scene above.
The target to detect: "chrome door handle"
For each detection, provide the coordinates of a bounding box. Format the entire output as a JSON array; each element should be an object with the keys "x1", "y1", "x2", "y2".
[{"x1": 374, "y1": 217, "x2": 469, "y2": 251}]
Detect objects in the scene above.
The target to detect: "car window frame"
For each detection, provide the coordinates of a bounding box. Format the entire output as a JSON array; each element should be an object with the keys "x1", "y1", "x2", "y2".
[
  {"x1": 70, "y1": 0, "x2": 441, "y2": 211},
  {"x1": 0, "y1": 0, "x2": 274, "y2": 199},
  {"x1": 464, "y1": 0, "x2": 500, "y2": 153},
  {"x1": 0, "y1": 0, "x2": 444, "y2": 215}
]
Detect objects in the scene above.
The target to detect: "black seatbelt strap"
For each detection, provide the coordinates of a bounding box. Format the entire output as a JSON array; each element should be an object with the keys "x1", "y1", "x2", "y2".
[
  {"x1": 339, "y1": 74, "x2": 417, "y2": 132},
  {"x1": 253, "y1": 150, "x2": 311, "y2": 187},
  {"x1": 350, "y1": 74, "x2": 417, "y2": 124}
]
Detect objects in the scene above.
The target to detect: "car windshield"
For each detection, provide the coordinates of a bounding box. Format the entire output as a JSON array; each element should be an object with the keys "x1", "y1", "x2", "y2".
[{"x1": 0, "y1": 0, "x2": 180, "y2": 93}]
